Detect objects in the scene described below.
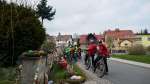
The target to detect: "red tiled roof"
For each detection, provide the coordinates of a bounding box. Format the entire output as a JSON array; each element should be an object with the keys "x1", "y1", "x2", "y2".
[
  {"x1": 104, "y1": 29, "x2": 135, "y2": 39},
  {"x1": 79, "y1": 34, "x2": 104, "y2": 44}
]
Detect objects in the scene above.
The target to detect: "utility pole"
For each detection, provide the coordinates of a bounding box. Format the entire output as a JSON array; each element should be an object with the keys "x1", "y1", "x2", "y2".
[{"x1": 10, "y1": 0, "x2": 14, "y2": 65}]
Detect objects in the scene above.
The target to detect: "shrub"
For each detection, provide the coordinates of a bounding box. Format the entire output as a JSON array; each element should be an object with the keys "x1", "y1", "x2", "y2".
[
  {"x1": 0, "y1": 80, "x2": 14, "y2": 84},
  {"x1": 128, "y1": 44, "x2": 146, "y2": 55},
  {"x1": 23, "y1": 50, "x2": 47, "y2": 57},
  {"x1": 0, "y1": 67, "x2": 16, "y2": 83},
  {"x1": 0, "y1": 2, "x2": 46, "y2": 66},
  {"x1": 147, "y1": 46, "x2": 150, "y2": 52},
  {"x1": 41, "y1": 41, "x2": 56, "y2": 54}
]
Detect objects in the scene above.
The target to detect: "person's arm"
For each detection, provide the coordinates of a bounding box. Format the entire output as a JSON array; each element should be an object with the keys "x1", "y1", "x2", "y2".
[{"x1": 102, "y1": 44, "x2": 109, "y2": 56}]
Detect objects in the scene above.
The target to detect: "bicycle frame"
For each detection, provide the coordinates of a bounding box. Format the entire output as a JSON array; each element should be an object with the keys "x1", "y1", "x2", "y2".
[{"x1": 94, "y1": 57, "x2": 106, "y2": 78}]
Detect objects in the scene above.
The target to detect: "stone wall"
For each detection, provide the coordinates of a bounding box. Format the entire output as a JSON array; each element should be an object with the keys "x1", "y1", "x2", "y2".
[{"x1": 21, "y1": 57, "x2": 47, "y2": 84}]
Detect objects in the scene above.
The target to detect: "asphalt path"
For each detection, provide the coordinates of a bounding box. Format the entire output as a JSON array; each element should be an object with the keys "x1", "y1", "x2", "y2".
[{"x1": 103, "y1": 59, "x2": 150, "y2": 84}]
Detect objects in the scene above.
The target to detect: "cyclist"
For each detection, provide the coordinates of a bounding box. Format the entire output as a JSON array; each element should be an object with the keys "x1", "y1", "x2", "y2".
[
  {"x1": 85, "y1": 39, "x2": 97, "y2": 67},
  {"x1": 94, "y1": 40, "x2": 109, "y2": 74}
]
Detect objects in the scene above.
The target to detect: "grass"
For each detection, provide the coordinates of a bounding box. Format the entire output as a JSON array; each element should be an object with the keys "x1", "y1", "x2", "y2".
[
  {"x1": 0, "y1": 67, "x2": 16, "y2": 84},
  {"x1": 48, "y1": 63, "x2": 68, "y2": 82},
  {"x1": 73, "y1": 64, "x2": 86, "y2": 78},
  {"x1": 112, "y1": 54, "x2": 150, "y2": 64},
  {"x1": 48, "y1": 63, "x2": 86, "y2": 84}
]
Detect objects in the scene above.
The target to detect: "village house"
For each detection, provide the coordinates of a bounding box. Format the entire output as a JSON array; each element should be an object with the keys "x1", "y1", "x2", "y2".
[
  {"x1": 46, "y1": 34, "x2": 56, "y2": 43},
  {"x1": 104, "y1": 29, "x2": 135, "y2": 53},
  {"x1": 56, "y1": 33, "x2": 73, "y2": 47},
  {"x1": 135, "y1": 34, "x2": 150, "y2": 47}
]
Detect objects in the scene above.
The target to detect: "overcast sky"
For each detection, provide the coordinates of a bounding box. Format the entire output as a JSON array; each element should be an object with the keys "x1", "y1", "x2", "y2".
[{"x1": 10, "y1": 0, "x2": 150, "y2": 35}]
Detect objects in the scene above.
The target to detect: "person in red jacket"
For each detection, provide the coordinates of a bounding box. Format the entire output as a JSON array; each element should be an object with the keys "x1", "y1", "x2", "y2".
[
  {"x1": 94, "y1": 40, "x2": 109, "y2": 74},
  {"x1": 85, "y1": 39, "x2": 97, "y2": 66}
]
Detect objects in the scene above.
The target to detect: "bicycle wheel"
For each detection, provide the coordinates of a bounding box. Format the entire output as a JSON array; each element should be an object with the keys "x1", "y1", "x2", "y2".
[
  {"x1": 85, "y1": 57, "x2": 92, "y2": 70},
  {"x1": 94, "y1": 58, "x2": 106, "y2": 78}
]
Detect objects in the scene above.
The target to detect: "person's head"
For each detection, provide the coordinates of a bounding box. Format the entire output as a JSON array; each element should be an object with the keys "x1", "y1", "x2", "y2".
[{"x1": 98, "y1": 40, "x2": 103, "y2": 45}]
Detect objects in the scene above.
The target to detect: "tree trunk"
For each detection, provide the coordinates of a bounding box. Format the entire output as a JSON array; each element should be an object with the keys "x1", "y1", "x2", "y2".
[{"x1": 41, "y1": 17, "x2": 44, "y2": 25}]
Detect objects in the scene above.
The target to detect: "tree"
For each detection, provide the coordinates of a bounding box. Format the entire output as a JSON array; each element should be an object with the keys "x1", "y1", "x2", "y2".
[
  {"x1": 128, "y1": 44, "x2": 146, "y2": 55},
  {"x1": 105, "y1": 36, "x2": 113, "y2": 49},
  {"x1": 144, "y1": 29, "x2": 148, "y2": 34},
  {"x1": 140, "y1": 29, "x2": 143, "y2": 34},
  {"x1": 41, "y1": 41, "x2": 56, "y2": 54},
  {"x1": 0, "y1": 0, "x2": 6, "y2": 4},
  {"x1": 36, "y1": 0, "x2": 56, "y2": 25},
  {"x1": 0, "y1": 2, "x2": 46, "y2": 67}
]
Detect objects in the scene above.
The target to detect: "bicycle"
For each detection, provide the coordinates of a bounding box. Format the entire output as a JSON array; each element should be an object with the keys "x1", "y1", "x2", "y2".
[
  {"x1": 84, "y1": 53, "x2": 96, "y2": 71},
  {"x1": 93, "y1": 57, "x2": 106, "y2": 78},
  {"x1": 85, "y1": 55, "x2": 92, "y2": 70},
  {"x1": 82, "y1": 49, "x2": 91, "y2": 70}
]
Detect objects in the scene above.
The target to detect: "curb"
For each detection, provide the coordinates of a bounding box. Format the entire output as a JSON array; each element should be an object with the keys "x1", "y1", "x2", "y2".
[
  {"x1": 109, "y1": 58, "x2": 150, "y2": 69},
  {"x1": 77, "y1": 62, "x2": 113, "y2": 84}
]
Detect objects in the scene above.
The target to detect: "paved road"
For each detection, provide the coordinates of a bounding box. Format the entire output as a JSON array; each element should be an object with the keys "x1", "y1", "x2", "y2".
[
  {"x1": 103, "y1": 59, "x2": 150, "y2": 84},
  {"x1": 77, "y1": 62, "x2": 112, "y2": 84}
]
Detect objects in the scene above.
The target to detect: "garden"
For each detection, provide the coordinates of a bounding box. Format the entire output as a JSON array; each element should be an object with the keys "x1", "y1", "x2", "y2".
[
  {"x1": 48, "y1": 62, "x2": 86, "y2": 84},
  {"x1": 48, "y1": 45, "x2": 86, "y2": 84},
  {"x1": 112, "y1": 44, "x2": 150, "y2": 64}
]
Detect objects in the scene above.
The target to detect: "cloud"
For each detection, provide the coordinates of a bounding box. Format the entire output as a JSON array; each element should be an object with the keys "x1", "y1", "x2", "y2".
[{"x1": 7, "y1": 0, "x2": 150, "y2": 35}]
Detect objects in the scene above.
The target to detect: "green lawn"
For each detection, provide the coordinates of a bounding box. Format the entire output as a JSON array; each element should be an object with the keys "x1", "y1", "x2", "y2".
[{"x1": 112, "y1": 54, "x2": 150, "y2": 64}]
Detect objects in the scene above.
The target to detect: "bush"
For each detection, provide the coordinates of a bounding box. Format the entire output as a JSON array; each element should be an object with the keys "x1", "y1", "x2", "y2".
[
  {"x1": 0, "y1": 67, "x2": 16, "y2": 84},
  {"x1": 23, "y1": 50, "x2": 47, "y2": 57},
  {"x1": 128, "y1": 44, "x2": 146, "y2": 55},
  {"x1": 147, "y1": 46, "x2": 150, "y2": 52},
  {"x1": 0, "y1": 80, "x2": 14, "y2": 84},
  {"x1": 0, "y1": 2, "x2": 46, "y2": 66},
  {"x1": 41, "y1": 41, "x2": 56, "y2": 54}
]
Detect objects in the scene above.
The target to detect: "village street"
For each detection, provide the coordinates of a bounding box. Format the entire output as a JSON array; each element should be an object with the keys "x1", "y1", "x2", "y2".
[
  {"x1": 104, "y1": 59, "x2": 150, "y2": 84},
  {"x1": 78, "y1": 58, "x2": 150, "y2": 84}
]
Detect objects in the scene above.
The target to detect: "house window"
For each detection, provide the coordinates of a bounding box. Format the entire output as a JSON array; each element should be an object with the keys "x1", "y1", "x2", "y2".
[{"x1": 125, "y1": 43, "x2": 128, "y2": 46}]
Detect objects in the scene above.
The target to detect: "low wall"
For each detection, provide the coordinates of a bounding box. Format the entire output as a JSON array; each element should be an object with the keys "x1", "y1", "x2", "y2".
[{"x1": 21, "y1": 56, "x2": 47, "y2": 84}]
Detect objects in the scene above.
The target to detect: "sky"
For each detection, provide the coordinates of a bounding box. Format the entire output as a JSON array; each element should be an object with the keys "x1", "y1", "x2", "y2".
[{"x1": 9, "y1": 0, "x2": 150, "y2": 35}]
